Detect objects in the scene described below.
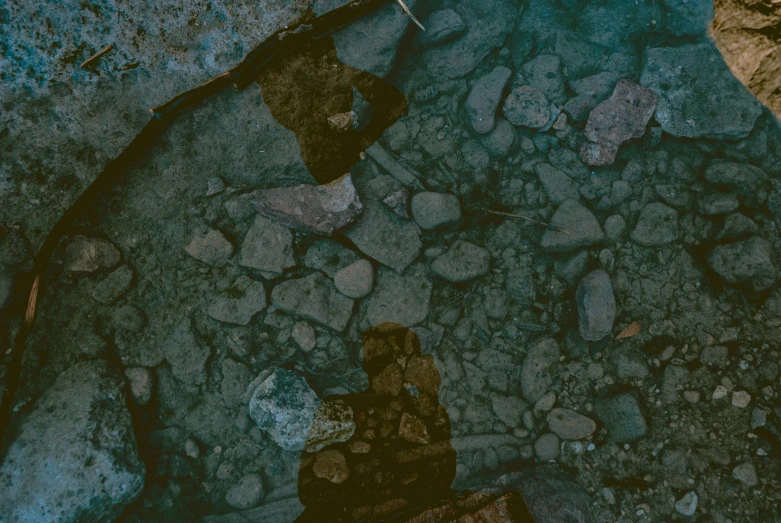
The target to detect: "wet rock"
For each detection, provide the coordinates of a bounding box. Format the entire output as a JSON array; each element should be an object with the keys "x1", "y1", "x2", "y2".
[
  {"x1": 595, "y1": 392, "x2": 647, "y2": 443},
  {"x1": 719, "y1": 213, "x2": 758, "y2": 240},
  {"x1": 514, "y1": 465, "x2": 595, "y2": 523},
  {"x1": 732, "y1": 462, "x2": 758, "y2": 487},
  {"x1": 697, "y1": 194, "x2": 740, "y2": 216},
  {"x1": 580, "y1": 80, "x2": 658, "y2": 166},
  {"x1": 431, "y1": 240, "x2": 491, "y2": 283},
  {"x1": 564, "y1": 72, "x2": 622, "y2": 120},
  {"x1": 0, "y1": 360, "x2": 145, "y2": 522},
  {"x1": 540, "y1": 200, "x2": 605, "y2": 252},
  {"x1": 613, "y1": 350, "x2": 649, "y2": 380},
  {"x1": 312, "y1": 449, "x2": 350, "y2": 484},
  {"x1": 655, "y1": 184, "x2": 692, "y2": 209},
  {"x1": 700, "y1": 345, "x2": 729, "y2": 366},
  {"x1": 521, "y1": 338, "x2": 561, "y2": 402},
  {"x1": 225, "y1": 473, "x2": 264, "y2": 510},
  {"x1": 576, "y1": 269, "x2": 616, "y2": 342},
  {"x1": 248, "y1": 368, "x2": 320, "y2": 452},
  {"x1": 554, "y1": 251, "x2": 588, "y2": 285},
  {"x1": 707, "y1": 237, "x2": 777, "y2": 292},
  {"x1": 371, "y1": 363, "x2": 403, "y2": 396},
  {"x1": 630, "y1": 202, "x2": 678, "y2": 246},
  {"x1": 382, "y1": 187, "x2": 410, "y2": 218},
  {"x1": 207, "y1": 276, "x2": 267, "y2": 326},
  {"x1": 534, "y1": 163, "x2": 579, "y2": 205},
  {"x1": 417, "y1": 9, "x2": 466, "y2": 48},
  {"x1": 333, "y1": 259, "x2": 374, "y2": 299},
  {"x1": 162, "y1": 321, "x2": 211, "y2": 387},
  {"x1": 547, "y1": 408, "x2": 597, "y2": 440},
  {"x1": 410, "y1": 192, "x2": 461, "y2": 230},
  {"x1": 519, "y1": 54, "x2": 566, "y2": 104},
  {"x1": 251, "y1": 174, "x2": 363, "y2": 235},
  {"x1": 465, "y1": 66, "x2": 512, "y2": 134},
  {"x1": 503, "y1": 85, "x2": 550, "y2": 129},
  {"x1": 704, "y1": 161, "x2": 769, "y2": 207},
  {"x1": 271, "y1": 273, "x2": 354, "y2": 331},
  {"x1": 305, "y1": 399, "x2": 356, "y2": 452},
  {"x1": 365, "y1": 143, "x2": 424, "y2": 191},
  {"x1": 675, "y1": 491, "x2": 698, "y2": 517},
  {"x1": 92, "y1": 265, "x2": 133, "y2": 304},
  {"x1": 345, "y1": 200, "x2": 421, "y2": 272},
  {"x1": 220, "y1": 358, "x2": 254, "y2": 407},
  {"x1": 365, "y1": 264, "x2": 431, "y2": 327},
  {"x1": 461, "y1": 139, "x2": 490, "y2": 171},
  {"x1": 63, "y1": 235, "x2": 120, "y2": 272},
  {"x1": 125, "y1": 366, "x2": 154, "y2": 406},
  {"x1": 184, "y1": 228, "x2": 233, "y2": 266},
  {"x1": 239, "y1": 215, "x2": 295, "y2": 275},
  {"x1": 535, "y1": 433, "x2": 561, "y2": 461},
  {"x1": 640, "y1": 43, "x2": 763, "y2": 139}
]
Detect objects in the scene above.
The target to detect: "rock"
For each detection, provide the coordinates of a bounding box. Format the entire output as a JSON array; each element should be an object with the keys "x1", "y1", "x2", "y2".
[
  {"x1": 205, "y1": 177, "x2": 225, "y2": 196},
  {"x1": 613, "y1": 350, "x2": 649, "y2": 380},
  {"x1": 207, "y1": 276, "x2": 267, "y2": 326},
  {"x1": 630, "y1": 202, "x2": 678, "y2": 246},
  {"x1": 535, "y1": 433, "x2": 561, "y2": 461},
  {"x1": 125, "y1": 366, "x2": 154, "y2": 406},
  {"x1": 700, "y1": 345, "x2": 729, "y2": 366},
  {"x1": 382, "y1": 187, "x2": 410, "y2": 218},
  {"x1": 674, "y1": 491, "x2": 698, "y2": 517},
  {"x1": 514, "y1": 465, "x2": 595, "y2": 523},
  {"x1": 398, "y1": 412, "x2": 431, "y2": 444},
  {"x1": 251, "y1": 174, "x2": 363, "y2": 235},
  {"x1": 292, "y1": 321, "x2": 317, "y2": 352},
  {"x1": 519, "y1": 54, "x2": 566, "y2": 104},
  {"x1": 481, "y1": 118, "x2": 516, "y2": 158},
  {"x1": 162, "y1": 321, "x2": 211, "y2": 387},
  {"x1": 365, "y1": 264, "x2": 432, "y2": 327},
  {"x1": 0, "y1": 361, "x2": 145, "y2": 522},
  {"x1": 640, "y1": 43, "x2": 763, "y2": 139},
  {"x1": 576, "y1": 269, "x2": 616, "y2": 342},
  {"x1": 365, "y1": 143, "x2": 424, "y2": 191},
  {"x1": 410, "y1": 192, "x2": 462, "y2": 230},
  {"x1": 521, "y1": 338, "x2": 561, "y2": 402},
  {"x1": 0, "y1": 271, "x2": 13, "y2": 309},
  {"x1": 554, "y1": 251, "x2": 588, "y2": 285},
  {"x1": 697, "y1": 194, "x2": 740, "y2": 216},
  {"x1": 732, "y1": 462, "x2": 758, "y2": 487},
  {"x1": 239, "y1": 214, "x2": 295, "y2": 275},
  {"x1": 707, "y1": 237, "x2": 777, "y2": 292},
  {"x1": 655, "y1": 184, "x2": 692, "y2": 209},
  {"x1": 312, "y1": 449, "x2": 350, "y2": 484},
  {"x1": 534, "y1": 163, "x2": 579, "y2": 205},
  {"x1": 503, "y1": 86, "x2": 550, "y2": 128},
  {"x1": 220, "y1": 358, "x2": 254, "y2": 407},
  {"x1": 92, "y1": 265, "x2": 134, "y2": 304},
  {"x1": 271, "y1": 273, "x2": 354, "y2": 331},
  {"x1": 371, "y1": 363, "x2": 403, "y2": 396},
  {"x1": 422, "y1": 0, "x2": 516, "y2": 79},
  {"x1": 184, "y1": 228, "x2": 233, "y2": 266},
  {"x1": 595, "y1": 392, "x2": 647, "y2": 443},
  {"x1": 603, "y1": 215, "x2": 627, "y2": 241},
  {"x1": 491, "y1": 394, "x2": 528, "y2": 427},
  {"x1": 63, "y1": 235, "x2": 120, "y2": 272},
  {"x1": 465, "y1": 66, "x2": 512, "y2": 134},
  {"x1": 719, "y1": 213, "x2": 758, "y2": 240},
  {"x1": 704, "y1": 162, "x2": 770, "y2": 208},
  {"x1": 431, "y1": 240, "x2": 491, "y2": 283},
  {"x1": 751, "y1": 408, "x2": 768, "y2": 429},
  {"x1": 417, "y1": 9, "x2": 466, "y2": 48},
  {"x1": 333, "y1": 259, "x2": 374, "y2": 299},
  {"x1": 225, "y1": 474, "x2": 264, "y2": 510},
  {"x1": 248, "y1": 368, "x2": 320, "y2": 452},
  {"x1": 732, "y1": 390, "x2": 751, "y2": 409},
  {"x1": 540, "y1": 200, "x2": 605, "y2": 252},
  {"x1": 461, "y1": 139, "x2": 490, "y2": 171},
  {"x1": 345, "y1": 200, "x2": 421, "y2": 272},
  {"x1": 506, "y1": 268, "x2": 537, "y2": 306},
  {"x1": 570, "y1": 72, "x2": 621, "y2": 99},
  {"x1": 305, "y1": 399, "x2": 356, "y2": 452},
  {"x1": 303, "y1": 239, "x2": 360, "y2": 277},
  {"x1": 580, "y1": 80, "x2": 658, "y2": 166},
  {"x1": 547, "y1": 408, "x2": 597, "y2": 440}
]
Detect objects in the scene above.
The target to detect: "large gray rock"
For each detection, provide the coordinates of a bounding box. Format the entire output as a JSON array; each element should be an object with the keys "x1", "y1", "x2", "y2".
[
  {"x1": 0, "y1": 360, "x2": 145, "y2": 523},
  {"x1": 465, "y1": 66, "x2": 512, "y2": 134},
  {"x1": 345, "y1": 200, "x2": 421, "y2": 272},
  {"x1": 640, "y1": 43, "x2": 763, "y2": 140},
  {"x1": 271, "y1": 272, "x2": 354, "y2": 331},
  {"x1": 431, "y1": 240, "x2": 491, "y2": 283},
  {"x1": 365, "y1": 263, "x2": 431, "y2": 327},
  {"x1": 630, "y1": 202, "x2": 678, "y2": 246},
  {"x1": 521, "y1": 338, "x2": 561, "y2": 402},
  {"x1": 707, "y1": 237, "x2": 778, "y2": 292},
  {"x1": 540, "y1": 200, "x2": 604, "y2": 252},
  {"x1": 576, "y1": 269, "x2": 616, "y2": 342}
]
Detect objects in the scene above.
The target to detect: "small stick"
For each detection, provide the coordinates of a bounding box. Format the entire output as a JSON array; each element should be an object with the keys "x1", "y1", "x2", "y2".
[
  {"x1": 80, "y1": 44, "x2": 113, "y2": 69},
  {"x1": 395, "y1": 0, "x2": 425, "y2": 30},
  {"x1": 482, "y1": 209, "x2": 571, "y2": 235}
]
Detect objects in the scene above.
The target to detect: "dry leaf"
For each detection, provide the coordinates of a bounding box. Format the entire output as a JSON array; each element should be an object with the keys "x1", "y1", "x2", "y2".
[{"x1": 615, "y1": 321, "x2": 640, "y2": 340}]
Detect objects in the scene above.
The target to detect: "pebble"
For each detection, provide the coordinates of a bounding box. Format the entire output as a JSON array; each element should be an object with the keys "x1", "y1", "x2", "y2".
[
  {"x1": 576, "y1": 269, "x2": 616, "y2": 341},
  {"x1": 207, "y1": 276, "x2": 267, "y2": 326},
  {"x1": 271, "y1": 273, "x2": 354, "y2": 332},
  {"x1": 603, "y1": 215, "x2": 626, "y2": 241},
  {"x1": 595, "y1": 392, "x2": 648, "y2": 443},
  {"x1": 707, "y1": 237, "x2": 778, "y2": 292},
  {"x1": 731, "y1": 390, "x2": 751, "y2": 408},
  {"x1": 410, "y1": 192, "x2": 462, "y2": 230},
  {"x1": 521, "y1": 338, "x2": 561, "y2": 402},
  {"x1": 712, "y1": 384, "x2": 729, "y2": 401},
  {"x1": 491, "y1": 394, "x2": 528, "y2": 427},
  {"x1": 697, "y1": 193, "x2": 740, "y2": 216},
  {"x1": 205, "y1": 177, "x2": 225, "y2": 196},
  {"x1": 630, "y1": 202, "x2": 678, "y2": 246},
  {"x1": 185, "y1": 228, "x2": 234, "y2": 267},
  {"x1": 417, "y1": 9, "x2": 466, "y2": 48},
  {"x1": 534, "y1": 163, "x2": 579, "y2": 205},
  {"x1": 313, "y1": 449, "x2": 350, "y2": 484},
  {"x1": 540, "y1": 200, "x2": 605, "y2": 252},
  {"x1": 682, "y1": 390, "x2": 701, "y2": 404},
  {"x1": 431, "y1": 240, "x2": 491, "y2": 283},
  {"x1": 92, "y1": 265, "x2": 133, "y2": 304},
  {"x1": 751, "y1": 408, "x2": 767, "y2": 429},
  {"x1": 547, "y1": 408, "x2": 597, "y2": 440},
  {"x1": 732, "y1": 462, "x2": 758, "y2": 487},
  {"x1": 333, "y1": 259, "x2": 374, "y2": 299},
  {"x1": 503, "y1": 85, "x2": 550, "y2": 128},
  {"x1": 365, "y1": 264, "x2": 432, "y2": 327},
  {"x1": 534, "y1": 433, "x2": 561, "y2": 461},
  {"x1": 465, "y1": 66, "x2": 512, "y2": 134},
  {"x1": 239, "y1": 215, "x2": 295, "y2": 275},
  {"x1": 225, "y1": 473, "x2": 264, "y2": 509},
  {"x1": 292, "y1": 321, "x2": 317, "y2": 352},
  {"x1": 124, "y1": 367, "x2": 154, "y2": 406},
  {"x1": 63, "y1": 235, "x2": 120, "y2": 273},
  {"x1": 345, "y1": 200, "x2": 421, "y2": 273},
  {"x1": 184, "y1": 438, "x2": 200, "y2": 459},
  {"x1": 674, "y1": 491, "x2": 698, "y2": 517}
]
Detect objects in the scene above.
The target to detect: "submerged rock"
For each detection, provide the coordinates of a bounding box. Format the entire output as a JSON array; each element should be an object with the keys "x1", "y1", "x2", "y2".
[
  {"x1": 184, "y1": 228, "x2": 233, "y2": 266},
  {"x1": 207, "y1": 276, "x2": 267, "y2": 326},
  {"x1": 576, "y1": 269, "x2": 616, "y2": 342},
  {"x1": 630, "y1": 202, "x2": 678, "y2": 246},
  {"x1": 410, "y1": 191, "x2": 462, "y2": 230},
  {"x1": 503, "y1": 85, "x2": 550, "y2": 129},
  {"x1": 521, "y1": 338, "x2": 561, "y2": 402},
  {"x1": 547, "y1": 408, "x2": 597, "y2": 440},
  {"x1": 365, "y1": 264, "x2": 431, "y2": 327},
  {"x1": 417, "y1": 9, "x2": 466, "y2": 48},
  {"x1": 333, "y1": 258, "x2": 374, "y2": 299},
  {"x1": 595, "y1": 392, "x2": 648, "y2": 443}
]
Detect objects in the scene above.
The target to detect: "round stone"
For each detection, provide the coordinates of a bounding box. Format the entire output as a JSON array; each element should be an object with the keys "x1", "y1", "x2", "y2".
[
  {"x1": 411, "y1": 192, "x2": 462, "y2": 230},
  {"x1": 535, "y1": 433, "x2": 561, "y2": 461},
  {"x1": 225, "y1": 473, "x2": 264, "y2": 509},
  {"x1": 312, "y1": 449, "x2": 350, "y2": 484},
  {"x1": 333, "y1": 259, "x2": 374, "y2": 299}
]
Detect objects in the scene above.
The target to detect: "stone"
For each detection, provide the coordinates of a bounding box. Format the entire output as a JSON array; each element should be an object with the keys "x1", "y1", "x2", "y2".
[
  {"x1": 0, "y1": 361, "x2": 145, "y2": 522},
  {"x1": 345, "y1": 200, "x2": 421, "y2": 272},
  {"x1": 491, "y1": 394, "x2": 529, "y2": 427},
  {"x1": 382, "y1": 187, "x2": 410, "y2": 218},
  {"x1": 303, "y1": 239, "x2": 360, "y2": 277},
  {"x1": 707, "y1": 237, "x2": 777, "y2": 292},
  {"x1": 333, "y1": 259, "x2": 374, "y2": 299},
  {"x1": 125, "y1": 366, "x2": 154, "y2": 406},
  {"x1": 732, "y1": 462, "x2": 758, "y2": 487},
  {"x1": 540, "y1": 200, "x2": 605, "y2": 252},
  {"x1": 580, "y1": 80, "x2": 658, "y2": 166},
  {"x1": 365, "y1": 264, "x2": 432, "y2": 327},
  {"x1": 162, "y1": 321, "x2": 211, "y2": 387},
  {"x1": 225, "y1": 474, "x2": 264, "y2": 510},
  {"x1": 630, "y1": 202, "x2": 678, "y2": 246},
  {"x1": 250, "y1": 174, "x2": 363, "y2": 235},
  {"x1": 521, "y1": 338, "x2": 561, "y2": 402},
  {"x1": 220, "y1": 358, "x2": 254, "y2": 407},
  {"x1": 417, "y1": 9, "x2": 466, "y2": 48},
  {"x1": 398, "y1": 412, "x2": 431, "y2": 444},
  {"x1": 371, "y1": 363, "x2": 403, "y2": 396},
  {"x1": 205, "y1": 177, "x2": 225, "y2": 196},
  {"x1": 465, "y1": 66, "x2": 512, "y2": 134},
  {"x1": 92, "y1": 265, "x2": 134, "y2": 304},
  {"x1": 431, "y1": 240, "x2": 491, "y2": 283},
  {"x1": 595, "y1": 392, "x2": 647, "y2": 443},
  {"x1": 506, "y1": 268, "x2": 537, "y2": 306},
  {"x1": 547, "y1": 408, "x2": 597, "y2": 440},
  {"x1": 674, "y1": 491, "x2": 698, "y2": 517},
  {"x1": 292, "y1": 321, "x2": 317, "y2": 352},
  {"x1": 248, "y1": 368, "x2": 320, "y2": 452},
  {"x1": 704, "y1": 162, "x2": 770, "y2": 208},
  {"x1": 365, "y1": 143, "x2": 424, "y2": 191},
  {"x1": 410, "y1": 192, "x2": 462, "y2": 230},
  {"x1": 732, "y1": 390, "x2": 751, "y2": 409},
  {"x1": 481, "y1": 118, "x2": 516, "y2": 158},
  {"x1": 461, "y1": 139, "x2": 490, "y2": 171},
  {"x1": 271, "y1": 272, "x2": 354, "y2": 331},
  {"x1": 697, "y1": 194, "x2": 740, "y2": 216},
  {"x1": 534, "y1": 163, "x2": 579, "y2": 205},
  {"x1": 700, "y1": 345, "x2": 729, "y2": 366},
  {"x1": 603, "y1": 215, "x2": 627, "y2": 241},
  {"x1": 63, "y1": 235, "x2": 120, "y2": 272},
  {"x1": 515, "y1": 465, "x2": 595, "y2": 522},
  {"x1": 184, "y1": 228, "x2": 233, "y2": 266},
  {"x1": 312, "y1": 450, "x2": 350, "y2": 484},
  {"x1": 640, "y1": 43, "x2": 763, "y2": 139},
  {"x1": 519, "y1": 54, "x2": 566, "y2": 104},
  {"x1": 535, "y1": 433, "x2": 561, "y2": 461},
  {"x1": 239, "y1": 214, "x2": 295, "y2": 275},
  {"x1": 554, "y1": 251, "x2": 588, "y2": 285},
  {"x1": 655, "y1": 184, "x2": 692, "y2": 209},
  {"x1": 613, "y1": 350, "x2": 649, "y2": 380},
  {"x1": 576, "y1": 269, "x2": 616, "y2": 342},
  {"x1": 503, "y1": 86, "x2": 550, "y2": 129},
  {"x1": 305, "y1": 399, "x2": 356, "y2": 452},
  {"x1": 207, "y1": 276, "x2": 267, "y2": 326},
  {"x1": 751, "y1": 408, "x2": 768, "y2": 429},
  {"x1": 719, "y1": 213, "x2": 758, "y2": 240}
]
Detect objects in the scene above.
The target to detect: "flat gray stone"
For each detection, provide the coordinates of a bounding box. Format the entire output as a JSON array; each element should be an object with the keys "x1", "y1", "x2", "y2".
[
  {"x1": 534, "y1": 163, "x2": 579, "y2": 205},
  {"x1": 503, "y1": 85, "x2": 550, "y2": 128},
  {"x1": 431, "y1": 240, "x2": 491, "y2": 282},
  {"x1": 185, "y1": 228, "x2": 234, "y2": 266},
  {"x1": 417, "y1": 9, "x2": 466, "y2": 48},
  {"x1": 365, "y1": 264, "x2": 432, "y2": 327},
  {"x1": 595, "y1": 392, "x2": 648, "y2": 443},
  {"x1": 63, "y1": 235, "x2": 120, "y2": 273},
  {"x1": 271, "y1": 273, "x2": 354, "y2": 331},
  {"x1": 333, "y1": 259, "x2": 374, "y2": 299},
  {"x1": 465, "y1": 66, "x2": 512, "y2": 134},
  {"x1": 345, "y1": 200, "x2": 421, "y2": 272},
  {"x1": 540, "y1": 200, "x2": 604, "y2": 252},
  {"x1": 576, "y1": 269, "x2": 616, "y2": 341},
  {"x1": 547, "y1": 408, "x2": 597, "y2": 440},
  {"x1": 707, "y1": 237, "x2": 778, "y2": 292},
  {"x1": 630, "y1": 202, "x2": 678, "y2": 246},
  {"x1": 410, "y1": 192, "x2": 462, "y2": 230},
  {"x1": 239, "y1": 214, "x2": 295, "y2": 275},
  {"x1": 207, "y1": 276, "x2": 267, "y2": 326}
]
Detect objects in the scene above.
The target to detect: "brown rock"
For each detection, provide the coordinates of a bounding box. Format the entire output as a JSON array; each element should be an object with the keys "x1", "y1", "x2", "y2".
[
  {"x1": 398, "y1": 412, "x2": 432, "y2": 444},
  {"x1": 304, "y1": 399, "x2": 356, "y2": 453},
  {"x1": 63, "y1": 235, "x2": 120, "y2": 272},
  {"x1": 580, "y1": 79, "x2": 658, "y2": 166},
  {"x1": 251, "y1": 173, "x2": 363, "y2": 235},
  {"x1": 312, "y1": 449, "x2": 350, "y2": 484},
  {"x1": 374, "y1": 498, "x2": 409, "y2": 518},
  {"x1": 455, "y1": 492, "x2": 525, "y2": 523},
  {"x1": 404, "y1": 356, "x2": 441, "y2": 396},
  {"x1": 371, "y1": 363, "x2": 403, "y2": 396}
]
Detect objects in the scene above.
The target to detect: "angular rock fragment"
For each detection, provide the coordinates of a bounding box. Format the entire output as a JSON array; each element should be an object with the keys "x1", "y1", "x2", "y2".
[
  {"x1": 162, "y1": 321, "x2": 211, "y2": 386},
  {"x1": 707, "y1": 237, "x2": 777, "y2": 291},
  {"x1": 580, "y1": 79, "x2": 658, "y2": 166},
  {"x1": 431, "y1": 240, "x2": 491, "y2": 282},
  {"x1": 92, "y1": 265, "x2": 133, "y2": 304},
  {"x1": 540, "y1": 200, "x2": 604, "y2": 252},
  {"x1": 239, "y1": 214, "x2": 295, "y2": 275},
  {"x1": 64, "y1": 235, "x2": 120, "y2": 272},
  {"x1": 465, "y1": 66, "x2": 512, "y2": 134},
  {"x1": 630, "y1": 202, "x2": 678, "y2": 246},
  {"x1": 547, "y1": 408, "x2": 596, "y2": 440},
  {"x1": 184, "y1": 228, "x2": 233, "y2": 266},
  {"x1": 576, "y1": 269, "x2": 616, "y2": 341},
  {"x1": 365, "y1": 264, "x2": 431, "y2": 327},
  {"x1": 345, "y1": 200, "x2": 421, "y2": 272},
  {"x1": 271, "y1": 272, "x2": 354, "y2": 331},
  {"x1": 305, "y1": 399, "x2": 356, "y2": 453},
  {"x1": 534, "y1": 163, "x2": 579, "y2": 205},
  {"x1": 207, "y1": 276, "x2": 267, "y2": 325},
  {"x1": 595, "y1": 392, "x2": 647, "y2": 443},
  {"x1": 521, "y1": 338, "x2": 560, "y2": 402},
  {"x1": 503, "y1": 85, "x2": 550, "y2": 128},
  {"x1": 251, "y1": 174, "x2": 363, "y2": 235}
]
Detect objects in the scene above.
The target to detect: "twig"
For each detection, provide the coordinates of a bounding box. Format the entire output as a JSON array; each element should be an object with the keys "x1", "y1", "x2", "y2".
[
  {"x1": 80, "y1": 44, "x2": 113, "y2": 69},
  {"x1": 394, "y1": 0, "x2": 425, "y2": 31},
  {"x1": 482, "y1": 209, "x2": 571, "y2": 235}
]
